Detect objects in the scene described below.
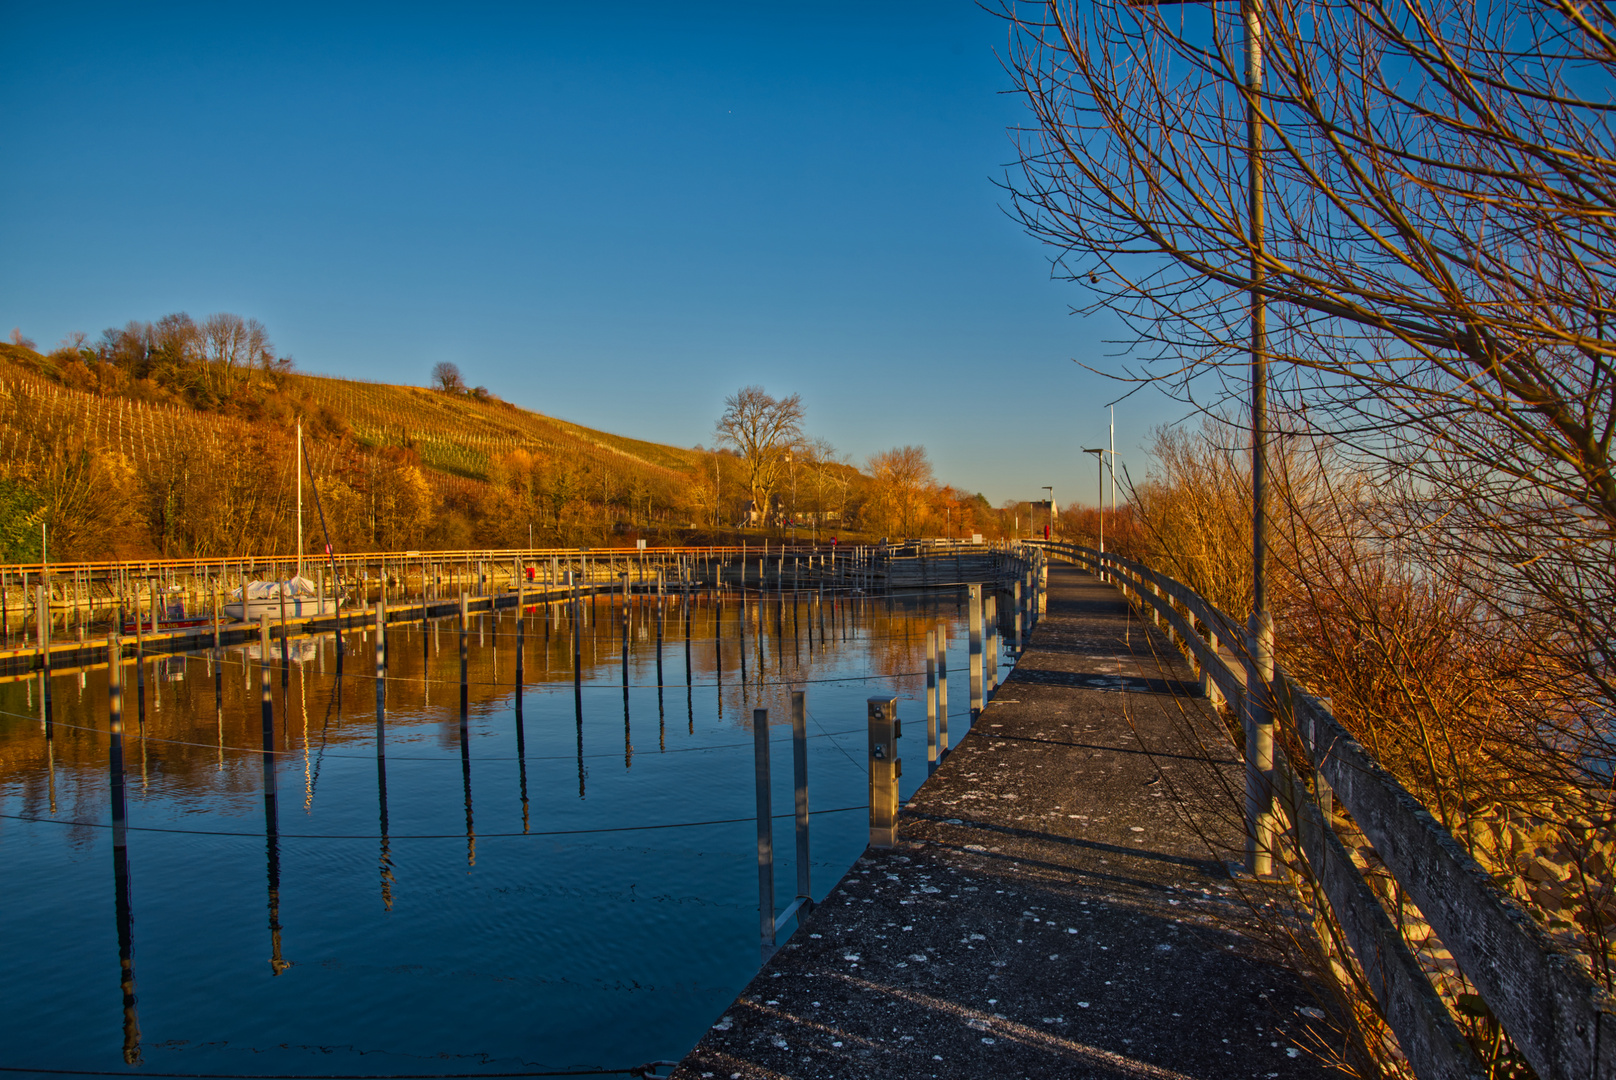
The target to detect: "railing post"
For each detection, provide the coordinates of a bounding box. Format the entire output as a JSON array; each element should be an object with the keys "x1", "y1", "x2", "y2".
[
  {"x1": 867, "y1": 696, "x2": 899, "y2": 848},
  {"x1": 754, "y1": 707, "x2": 775, "y2": 954}
]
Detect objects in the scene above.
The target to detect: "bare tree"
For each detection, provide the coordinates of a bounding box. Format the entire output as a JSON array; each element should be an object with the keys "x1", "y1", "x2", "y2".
[
  {"x1": 1002, "y1": 0, "x2": 1616, "y2": 784},
  {"x1": 800, "y1": 436, "x2": 849, "y2": 528},
  {"x1": 714, "y1": 386, "x2": 804, "y2": 525},
  {"x1": 200, "y1": 313, "x2": 271, "y2": 399},
  {"x1": 1002, "y1": 0, "x2": 1616, "y2": 1053},
  {"x1": 431, "y1": 362, "x2": 465, "y2": 394}
]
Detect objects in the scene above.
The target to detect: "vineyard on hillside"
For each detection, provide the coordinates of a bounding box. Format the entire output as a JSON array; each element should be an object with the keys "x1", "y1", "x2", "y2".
[
  {"x1": 0, "y1": 346, "x2": 739, "y2": 560},
  {"x1": 296, "y1": 374, "x2": 699, "y2": 481},
  {"x1": 0, "y1": 332, "x2": 1009, "y2": 562}
]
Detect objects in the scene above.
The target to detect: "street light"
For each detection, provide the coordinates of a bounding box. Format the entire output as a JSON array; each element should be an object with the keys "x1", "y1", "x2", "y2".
[
  {"x1": 1130, "y1": 0, "x2": 1274, "y2": 877},
  {"x1": 786, "y1": 449, "x2": 796, "y2": 545},
  {"x1": 1082, "y1": 450, "x2": 1105, "y2": 562},
  {"x1": 1041, "y1": 485, "x2": 1054, "y2": 541}
]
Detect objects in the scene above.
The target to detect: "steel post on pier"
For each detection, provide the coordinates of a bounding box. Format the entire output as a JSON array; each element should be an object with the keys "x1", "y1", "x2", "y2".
[
  {"x1": 967, "y1": 585, "x2": 984, "y2": 722},
  {"x1": 927, "y1": 629, "x2": 942, "y2": 773},
  {"x1": 867, "y1": 696, "x2": 899, "y2": 848}
]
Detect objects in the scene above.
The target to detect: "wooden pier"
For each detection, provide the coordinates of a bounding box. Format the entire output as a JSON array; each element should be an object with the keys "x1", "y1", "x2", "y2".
[
  {"x1": 0, "y1": 540, "x2": 1033, "y2": 681},
  {"x1": 671, "y1": 559, "x2": 1328, "y2": 1079}
]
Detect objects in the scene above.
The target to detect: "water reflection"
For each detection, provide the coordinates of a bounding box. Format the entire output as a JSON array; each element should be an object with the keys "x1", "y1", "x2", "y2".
[
  {"x1": 260, "y1": 637, "x2": 289, "y2": 976},
  {"x1": 0, "y1": 587, "x2": 997, "y2": 1076},
  {"x1": 108, "y1": 641, "x2": 140, "y2": 1064}
]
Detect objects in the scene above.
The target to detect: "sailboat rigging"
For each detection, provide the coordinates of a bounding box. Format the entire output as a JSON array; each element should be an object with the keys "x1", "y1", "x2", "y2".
[{"x1": 224, "y1": 421, "x2": 345, "y2": 622}]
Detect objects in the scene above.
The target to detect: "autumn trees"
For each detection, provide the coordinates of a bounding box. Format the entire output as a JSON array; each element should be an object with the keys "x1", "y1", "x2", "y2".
[
  {"x1": 711, "y1": 387, "x2": 942, "y2": 535},
  {"x1": 0, "y1": 337, "x2": 974, "y2": 557},
  {"x1": 864, "y1": 446, "x2": 935, "y2": 537}
]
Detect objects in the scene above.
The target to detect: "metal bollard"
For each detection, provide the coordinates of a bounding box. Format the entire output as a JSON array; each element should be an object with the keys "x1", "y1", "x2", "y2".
[
  {"x1": 459, "y1": 593, "x2": 469, "y2": 723},
  {"x1": 967, "y1": 585, "x2": 984, "y2": 721},
  {"x1": 515, "y1": 574, "x2": 525, "y2": 689},
  {"x1": 258, "y1": 614, "x2": 276, "y2": 773},
  {"x1": 375, "y1": 604, "x2": 386, "y2": 751},
  {"x1": 868, "y1": 696, "x2": 900, "y2": 848},
  {"x1": 1014, "y1": 579, "x2": 1023, "y2": 654},
  {"x1": 936, "y1": 619, "x2": 949, "y2": 756},
  {"x1": 108, "y1": 637, "x2": 128, "y2": 849},
  {"x1": 926, "y1": 629, "x2": 938, "y2": 774},
  {"x1": 985, "y1": 593, "x2": 998, "y2": 700},
  {"x1": 36, "y1": 586, "x2": 51, "y2": 736}
]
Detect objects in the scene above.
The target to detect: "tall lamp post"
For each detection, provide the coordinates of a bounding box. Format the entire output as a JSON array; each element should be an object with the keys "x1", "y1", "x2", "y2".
[
  {"x1": 1082, "y1": 450, "x2": 1105, "y2": 569},
  {"x1": 786, "y1": 450, "x2": 796, "y2": 545},
  {"x1": 1041, "y1": 486, "x2": 1054, "y2": 541},
  {"x1": 1124, "y1": 0, "x2": 1273, "y2": 876}
]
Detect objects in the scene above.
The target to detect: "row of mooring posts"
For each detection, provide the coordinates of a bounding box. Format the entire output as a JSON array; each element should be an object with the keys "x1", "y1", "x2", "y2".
[
  {"x1": 88, "y1": 565, "x2": 1050, "y2": 984},
  {"x1": 748, "y1": 559, "x2": 1052, "y2": 956},
  {"x1": 752, "y1": 690, "x2": 815, "y2": 958}
]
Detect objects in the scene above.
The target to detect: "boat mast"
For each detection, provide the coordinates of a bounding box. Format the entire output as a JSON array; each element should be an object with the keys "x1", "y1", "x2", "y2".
[{"x1": 296, "y1": 421, "x2": 304, "y2": 579}]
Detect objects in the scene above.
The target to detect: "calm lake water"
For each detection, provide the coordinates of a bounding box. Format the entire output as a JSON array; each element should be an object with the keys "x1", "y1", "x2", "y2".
[{"x1": 0, "y1": 590, "x2": 992, "y2": 1078}]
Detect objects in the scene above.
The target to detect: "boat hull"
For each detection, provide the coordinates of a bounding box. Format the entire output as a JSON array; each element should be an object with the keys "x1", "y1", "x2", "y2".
[{"x1": 224, "y1": 596, "x2": 342, "y2": 622}]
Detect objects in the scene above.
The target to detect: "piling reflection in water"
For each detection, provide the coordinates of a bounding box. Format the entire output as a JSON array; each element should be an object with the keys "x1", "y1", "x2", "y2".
[
  {"x1": 107, "y1": 638, "x2": 141, "y2": 1065},
  {"x1": 0, "y1": 589, "x2": 998, "y2": 797},
  {"x1": 259, "y1": 623, "x2": 289, "y2": 977},
  {"x1": 0, "y1": 582, "x2": 1005, "y2": 1075}
]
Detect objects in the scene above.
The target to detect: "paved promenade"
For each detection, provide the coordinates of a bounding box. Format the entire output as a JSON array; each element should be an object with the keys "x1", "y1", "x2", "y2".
[{"x1": 672, "y1": 563, "x2": 1332, "y2": 1080}]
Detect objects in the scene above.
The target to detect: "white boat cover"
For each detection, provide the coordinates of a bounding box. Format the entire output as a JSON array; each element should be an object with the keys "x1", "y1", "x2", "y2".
[{"x1": 231, "y1": 576, "x2": 321, "y2": 602}]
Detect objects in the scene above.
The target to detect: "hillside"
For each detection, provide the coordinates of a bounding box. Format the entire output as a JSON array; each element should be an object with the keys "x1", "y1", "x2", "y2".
[
  {"x1": 301, "y1": 372, "x2": 704, "y2": 481},
  {"x1": 0, "y1": 340, "x2": 760, "y2": 560},
  {"x1": 0, "y1": 320, "x2": 1018, "y2": 561}
]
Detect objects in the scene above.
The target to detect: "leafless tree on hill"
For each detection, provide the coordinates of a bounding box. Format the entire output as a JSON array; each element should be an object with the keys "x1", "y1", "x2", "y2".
[
  {"x1": 199, "y1": 314, "x2": 272, "y2": 399},
  {"x1": 714, "y1": 386, "x2": 804, "y2": 524},
  {"x1": 431, "y1": 361, "x2": 465, "y2": 394}
]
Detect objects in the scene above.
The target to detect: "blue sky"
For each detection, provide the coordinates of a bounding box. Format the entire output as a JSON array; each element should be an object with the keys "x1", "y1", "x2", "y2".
[{"x1": 0, "y1": 1, "x2": 1184, "y2": 506}]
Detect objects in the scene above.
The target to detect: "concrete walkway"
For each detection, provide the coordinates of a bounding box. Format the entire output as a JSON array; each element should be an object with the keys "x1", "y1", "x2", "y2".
[{"x1": 671, "y1": 563, "x2": 1333, "y2": 1080}]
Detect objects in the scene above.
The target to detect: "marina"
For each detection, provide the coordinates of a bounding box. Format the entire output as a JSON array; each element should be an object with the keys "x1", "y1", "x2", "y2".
[{"x1": 0, "y1": 571, "x2": 1012, "y2": 1076}]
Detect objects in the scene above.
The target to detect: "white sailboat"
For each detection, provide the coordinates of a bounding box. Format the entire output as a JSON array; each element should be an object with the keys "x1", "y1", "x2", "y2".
[
  {"x1": 226, "y1": 421, "x2": 344, "y2": 622},
  {"x1": 224, "y1": 575, "x2": 340, "y2": 621}
]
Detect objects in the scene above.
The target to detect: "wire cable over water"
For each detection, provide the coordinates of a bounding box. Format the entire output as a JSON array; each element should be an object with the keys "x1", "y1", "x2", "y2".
[
  {"x1": 0, "y1": 804, "x2": 865, "y2": 840},
  {"x1": 0, "y1": 1063, "x2": 678, "y2": 1078}
]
